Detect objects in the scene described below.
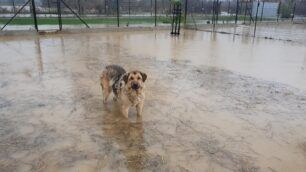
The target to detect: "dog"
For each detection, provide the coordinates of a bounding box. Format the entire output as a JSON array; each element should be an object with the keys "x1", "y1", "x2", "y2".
[{"x1": 100, "y1": 65, "x2": 147, "y2": 118}]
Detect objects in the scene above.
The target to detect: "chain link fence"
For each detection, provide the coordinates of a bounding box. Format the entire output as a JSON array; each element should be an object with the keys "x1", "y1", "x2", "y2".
[
  {"x1": 0, "y1": 0, "x2": 173, "y2": 30},
  {"x1": 185, "y1": 0, "x2": 306, "y2": 44}
]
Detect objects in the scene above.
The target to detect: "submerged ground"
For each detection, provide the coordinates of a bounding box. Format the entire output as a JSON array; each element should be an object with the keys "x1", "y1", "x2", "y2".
[{"x1": 0, "y1": 30, "x2": 306, "y2": 172}]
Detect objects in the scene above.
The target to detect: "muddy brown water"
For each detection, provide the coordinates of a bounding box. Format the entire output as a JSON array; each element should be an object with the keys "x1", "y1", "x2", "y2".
[{"x1": 0, "y1": 30, "x2": 306, "y2": 172}]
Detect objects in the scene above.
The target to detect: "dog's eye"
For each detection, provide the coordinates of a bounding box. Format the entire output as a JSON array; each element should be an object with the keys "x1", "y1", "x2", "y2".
[
  {"x1": 137, "y1": 77, "x2": 141, "y2": 80},
  {"x1": 130, "y1": 77, "x2": 134, "y2": 80}
]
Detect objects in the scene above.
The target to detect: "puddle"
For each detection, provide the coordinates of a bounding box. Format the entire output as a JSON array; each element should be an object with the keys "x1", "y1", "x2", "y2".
[{"x1": 0, "y1": 30, "x2": 306, "y2": 172}]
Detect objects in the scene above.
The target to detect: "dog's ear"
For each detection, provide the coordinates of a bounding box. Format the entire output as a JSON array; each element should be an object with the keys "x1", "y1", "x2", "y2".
[
  {"x1": 141, "y1": 72, "x2": 147, "y2": 82},
  {"x1": 123, "y1": 73, "x2": 129, "y2": 83}
]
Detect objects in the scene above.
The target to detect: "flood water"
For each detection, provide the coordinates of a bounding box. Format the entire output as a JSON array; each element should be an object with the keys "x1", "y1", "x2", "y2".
[{"x1": 0, "y1": 30, "x2": 306, "y2": 172}]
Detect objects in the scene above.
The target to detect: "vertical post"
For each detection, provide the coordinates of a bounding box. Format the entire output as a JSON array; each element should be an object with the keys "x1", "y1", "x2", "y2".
[
  {"x1": 260, "y1": 1, "x2": 265, "y2": 21},
  {"x1": 155, "y1": 0, "x2": 157, "y2": 26},
  {"x1": 47, "y1": 0, "x2": 51, "y2": 14},
  {"x1": 227, "y1": 0, "x2": 230, "y2": 14},
  {"x1": 277, "y1": 2, "x2": 281, "y2": 22},
  {"x1": 57, "y1": 0, "x2": 62, "y2": 30},
  {"x1": 235, "y1": 0, "x2": 239, "y2": 24},
  {"x1": 184, "y1": 0, "x2": 187, "y2": 25},
  {"x1": 202, "y1": 0, "x2": 204, "y2": 15},
  {"x1": 292, "y1": 2, "x2": 296, "y2": 22},
  {"x1": 31, "y1": 0, "x2": 38, "y2": 31},
  {"x1": 212, "y1": 0, "x2": 215, "y2": 27},
  {"x1": 243, "y1": 1, "x2": 247, "y2": 24},
  {"x1": 128, "y1": 0, "x2": 130, "y2": 16},
  {"x1": 116, "y1": 0, "x2": 119, "y2": 27},
  {"x1": 12, "y1": 0, "x2": 16, "y2": 13},
  {"x1": 151, "y1": 0, "x2": 153, "y2": 16},
  {"x1": 78, "y1": 0, "x2": 81, "y2": 15},
  {"x1": 216, "y1": 0, "x2": 219, "y2": 24},
  {"x1": 254, "y1": 1, "x2": 260, "y2": 37}
]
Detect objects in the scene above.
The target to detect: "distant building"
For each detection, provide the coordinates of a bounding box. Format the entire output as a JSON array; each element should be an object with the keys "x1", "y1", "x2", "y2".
[{"x1": 252, "y1": 2, "x2": 279, "y2": 18}]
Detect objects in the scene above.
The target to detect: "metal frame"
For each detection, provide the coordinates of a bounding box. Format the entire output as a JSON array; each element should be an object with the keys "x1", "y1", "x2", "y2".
[{"x1": 1, "y1": 0, "x2": 89, "y2": 31}]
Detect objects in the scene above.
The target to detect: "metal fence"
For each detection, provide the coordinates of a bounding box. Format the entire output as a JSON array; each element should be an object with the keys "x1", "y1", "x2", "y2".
[
  {"x1": 0, "y1": 0, "x2": 306, "y2": 43},
  {"x1": 0, "y1": 0, "x2": 173, "y2": 31},
  {"x1": 185, "y1": 0, "x2": 306, "y2": 44}
]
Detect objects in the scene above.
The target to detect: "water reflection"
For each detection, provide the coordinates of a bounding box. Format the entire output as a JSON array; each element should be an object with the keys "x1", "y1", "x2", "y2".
[{"x1": 101, "y1": 111, "x2": 147, "y2": 172}]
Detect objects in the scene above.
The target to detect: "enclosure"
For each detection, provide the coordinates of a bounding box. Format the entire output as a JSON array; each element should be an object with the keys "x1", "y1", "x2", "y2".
[{"x1": 1, "y1": 0, "x2": 306, "y2": 172}]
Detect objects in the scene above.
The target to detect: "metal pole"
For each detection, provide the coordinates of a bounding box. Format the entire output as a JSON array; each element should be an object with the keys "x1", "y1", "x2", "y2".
[
  {"x1": 243, "y1": 1, "x2": 247, "y2": 24},
  {"x1": 31, "y1": 0, "x2": 38, "y2": 31},
  {"x1": 57, "y1": 0, "x2": 62, "y2": 30},
  {"x1": 184, "y1": 0, "x2": 187, "y2": 25},
  {"x1": 254, "y1": 1, "x2": 260, "y2": 37},
  {"x1": 292, "y1": 2, "x2": 296, "y2": 22},
  {"x1": 12, "y1": 0, "x2": 16, "y2": 13},
  {"x1": 260, "y1": 1, "x2": 265, "y2": 21},
  {"x1": 1, "y1": 0, "x2": 31, "y2": 30},
  {"x1": 227, "y1": 0, "x2": 230, "y2": 14},
  {"x1": 47, "y1": 0, "x2": 51, "y2": 14},
  {"x1": 151, "y1": 0, "x2": 153, "y2": 16},
  {"x1": 78, "y1": 0, "x2": 81, "y2": 15},
  {"x1": 128, "y1": 0, "x2": 130, "y2": 16},
  {"x1": 277, "y1": 2, "x2": 281, "y2": 22},
  {"x1": 216, "y1": 0, "x2": 219, "y2": 24},
  {"x1": 212, "y1": 0, "x2": 215, "y2": 26},
  {"x1": 155, "y1": 0, "x2": 157, "y2": 26},
  {"x1": 116, "y1": 0, "x2": 119, "y2": 27},
  {"x1": 235, "y1": 0, "x2": 239, "y2": 24}
]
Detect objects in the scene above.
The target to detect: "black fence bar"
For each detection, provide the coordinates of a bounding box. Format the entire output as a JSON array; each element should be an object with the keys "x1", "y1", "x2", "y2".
[
  {"x1": 12, "y1": 0, "x2": 16, "y2": 13},
  {"x1": 235, "y1": 0, "x2": 239, "y2": 24},
  {"x1": 1, "y1": 0, "x2": 31, "y2": 31},
  {"x1": 184, "y1": 0, "x2": 188, "y2": 25},
  {"x1": 254, "y1": 1, "x2": 260, "y2": 37},
  {"x1": 292, "y1": 2, "x2": 296, "y2": 22},
  {"x1": 155, "y1": 0, "x2": 157, "y2": 26},
  {"x1": 260, "y1": 1, "x2": 265, "y2": 21},
  {"x1": 243, "y1": 1, "x2": 247, "y2": 24},
  {"x1": 116, "y1": 0, "x2": 119, "y2": 27},
  {"x1": 277, "y1": 2, "x2": 281, "y2": 22},
  {"x1": 31, "y1": 0, "x2": 38, "y2": 31},
  {"x1": 57, "y1": 0, "x2": 62, "y2": 30}
]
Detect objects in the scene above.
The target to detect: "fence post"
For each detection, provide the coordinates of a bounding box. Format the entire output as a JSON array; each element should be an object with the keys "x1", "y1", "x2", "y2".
[
  {"x1": 292, "y1": 2, "x2": 296, "y2": 22},
  {"x1": 155, "y1": 0, "x2": 157, "y2": 26},
  {"x1": 184, "y1": 0, "x2": 188, "y2": 25},
  {"x1": 260, "y1": 1, "x2": 265, "y2": 21},
  {"x1": 116, "y1": 0, "x2": 119, "y2": 27},
  {"x1": 235, "y1": 0, "x2": 239, "y2": 24},
  {"x1": 277, "y1": 2, "x2": 281, "y2": 22},
  {"x1": 254, "y1": 1, "x2": 260, "y2": 37},
  {"x1": 12, "y1": 0, "x2": 16, "y2": 13},
  {"x1": 31, "y1": 0, "x2": 38, "y2": 31},
  {"x1": 57, "y1": 0, "x2": 62, "y2": 30},
  {"x1": 243, "y1": 1, "x2": 247, "y2": 24}
]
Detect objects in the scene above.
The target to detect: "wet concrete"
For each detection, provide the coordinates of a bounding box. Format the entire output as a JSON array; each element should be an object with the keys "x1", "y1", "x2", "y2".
[{"x1": 0, "y1": 30, "x2": 306, "y2": 172}]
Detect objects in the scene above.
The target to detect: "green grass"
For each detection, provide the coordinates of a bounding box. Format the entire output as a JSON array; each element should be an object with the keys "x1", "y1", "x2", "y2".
[{"x1": 0, "y1": 16, "x2": 172, "y2": 25}]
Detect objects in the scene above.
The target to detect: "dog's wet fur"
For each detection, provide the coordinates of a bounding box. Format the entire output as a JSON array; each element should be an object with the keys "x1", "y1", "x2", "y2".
[{"x1": 100, "y1": 65, "x2": 147, "y2": 118}]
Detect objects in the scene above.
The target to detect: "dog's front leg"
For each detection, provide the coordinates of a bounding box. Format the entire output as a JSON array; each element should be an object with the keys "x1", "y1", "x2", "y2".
[
  {"x1": 121, "y1": 104, "x2": 130, "y2": 118},
  {"x1": 136, "y1": 101, "x2": 144, "y2": 116}
]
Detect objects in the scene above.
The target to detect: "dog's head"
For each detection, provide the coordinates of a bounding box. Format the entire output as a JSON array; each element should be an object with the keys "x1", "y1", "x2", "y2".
[{"x1": 123, "y1": 70, "x2": 147, "y2": 92}]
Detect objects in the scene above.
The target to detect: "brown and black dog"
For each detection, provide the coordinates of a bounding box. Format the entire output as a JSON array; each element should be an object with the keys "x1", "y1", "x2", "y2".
[{"x1": 100, "y1": 65, "x2": 147, "y2": 118}]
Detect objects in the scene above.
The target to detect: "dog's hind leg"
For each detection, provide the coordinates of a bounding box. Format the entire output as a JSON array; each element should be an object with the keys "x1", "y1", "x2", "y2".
[{"x1": 100, "y1": 72, "x2": 111, "y2": 104}]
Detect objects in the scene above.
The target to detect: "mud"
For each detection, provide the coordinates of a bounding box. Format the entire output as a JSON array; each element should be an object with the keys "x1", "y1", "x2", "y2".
[{"x1": 0, "y1": 30, "x2": 306, "y2": 172}]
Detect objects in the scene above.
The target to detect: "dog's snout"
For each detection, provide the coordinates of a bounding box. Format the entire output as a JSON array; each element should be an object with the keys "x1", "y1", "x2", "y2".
[{"x1": 131, "y1": 82, "x2": 140, "y2": 90}]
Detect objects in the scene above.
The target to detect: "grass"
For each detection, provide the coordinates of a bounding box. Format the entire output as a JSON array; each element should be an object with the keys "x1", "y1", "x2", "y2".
[{"x1": 0, "y1": 16, "x2": 172, "y2": 25}]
